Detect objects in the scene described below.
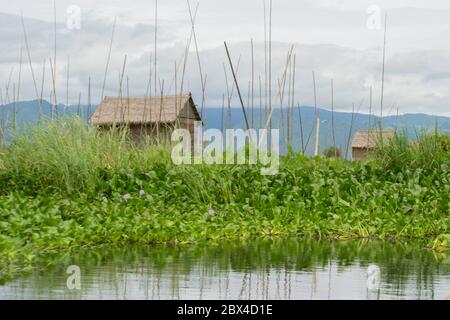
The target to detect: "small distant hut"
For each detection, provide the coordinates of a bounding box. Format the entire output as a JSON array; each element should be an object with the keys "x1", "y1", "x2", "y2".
[
  {"x1": 89, "y1": 93, "x2": 201, "y2": 143},
  {"x1": 351, "y1": 130, "x2": 396, "y2": 161}
]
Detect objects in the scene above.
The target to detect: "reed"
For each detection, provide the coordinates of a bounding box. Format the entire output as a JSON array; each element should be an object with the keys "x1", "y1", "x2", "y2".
[
  {"x1": 0, "y1": 117, "x2": 171, "y2": 195},
  {"x1": 375, "y1": 128, "x2": 449, "y2": 172}
]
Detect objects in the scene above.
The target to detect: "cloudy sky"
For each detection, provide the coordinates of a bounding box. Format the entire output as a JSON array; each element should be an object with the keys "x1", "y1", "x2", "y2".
[{"x1": 0, "y1": 0, "x2": 450, "y2": 115}]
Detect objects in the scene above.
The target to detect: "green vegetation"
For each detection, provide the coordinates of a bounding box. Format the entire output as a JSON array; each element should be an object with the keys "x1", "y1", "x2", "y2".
[
  {"x1": 323, "y1": 146, "x2": 342, "y2": 159},
  {"x1": 376, "y1": 129, "x2": 450, "y2": 172},
  {"x1": 428, "y1": 234, "x2": 450, "y2": 252},
  {"x1": 0, "y1": 118, "x2": 449, "y2": 277}
]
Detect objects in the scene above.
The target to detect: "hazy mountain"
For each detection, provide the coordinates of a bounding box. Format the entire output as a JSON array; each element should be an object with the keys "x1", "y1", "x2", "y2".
[{"x1": 1, "y1": 99, "x2": 449, "y2": 157}]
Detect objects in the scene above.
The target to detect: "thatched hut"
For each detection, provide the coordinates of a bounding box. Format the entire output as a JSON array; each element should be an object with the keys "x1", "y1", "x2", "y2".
[
  {"x1": 351, "y1": 130, "x2": 396, "y2": 160},
  {"x1": 89, "y1": 93, "x2": 201, "y2": 143}
]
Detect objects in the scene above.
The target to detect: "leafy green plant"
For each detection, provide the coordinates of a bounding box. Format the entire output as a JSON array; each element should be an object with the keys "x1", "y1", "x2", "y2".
[
  {"x1": 0, "y1": 118, "x2": 448, "y2": 278},
  {"x1": 428, "y1": 234, "x2": 450, "y2": 252}
]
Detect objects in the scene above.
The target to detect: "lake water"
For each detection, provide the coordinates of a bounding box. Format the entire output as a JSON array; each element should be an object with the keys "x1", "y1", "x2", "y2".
[{"x1": 0, "y1": 238, "x2": 449, "y2": 300}]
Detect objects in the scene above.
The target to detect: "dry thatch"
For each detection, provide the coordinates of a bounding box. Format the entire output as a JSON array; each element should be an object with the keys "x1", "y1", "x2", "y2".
[
  {"x1": 352, "y1": 130, "x2": 396, "y2": 149},
  {"x1": 89, "y1": 93, "x2": 201, "y2": 126}
]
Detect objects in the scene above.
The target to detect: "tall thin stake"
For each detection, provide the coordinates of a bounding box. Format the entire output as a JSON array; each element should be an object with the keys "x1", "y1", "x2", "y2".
[
  {"x1": 187, "y1": 0, "x2": 206, "y2": 118},
  {"x1": 221, "y1": 93, "x2": 225, "y2": 133},
  {"x1": 251, "y1": 39, "x2": 255, "y2": 128},
  {"x1": 154, "y1": 0, "x2": 158, "y2": 97},
  {"x1": 345, "y1": 103, "x2": 356, "y2": 159},
  {"x1": 297, "y1": 103, "x2": 305, "y2": 153},
  {"x1": 39, "y1": 59, "x2": 46, "y2": 119},
  {"x1": 379, "y1": 13, "x2": 388, "y2": 134},
  {"x1": 368, "y1": 86, "x2": 373, "y2": 148},
  {"x1": 268, "y1": 0, "x2": 273, "y2": 136},
  {"x1": 331, "y1": 79, "x2": 336, "y2": 157},
  {"x1": 101, "y1": 17, "x2": 117, "y2": 101},
  {"x1": 66, "y1": 55, "x2": 70, "y2": 115},
  {"x1": 224, "y1": 42, "x2": 251, "y2": 135},
  {"x1": 290, "y1": 54, "x2": 296, "y2": 147},
  {"x1": 21, "y1": 12, "x2": 39, "y2": 100},
  {"x1": 259, "y1": 75, "x2": 263, "y2": 129},
  {"x1": 53, "y1": 0, "x2": 58, "y2": 108},
  {"x1": 88, "y1": 76, "x2": 92, "y2": 119},
  {"x1": 263, "y1": 0, "x2": 268, "y2": 129}
]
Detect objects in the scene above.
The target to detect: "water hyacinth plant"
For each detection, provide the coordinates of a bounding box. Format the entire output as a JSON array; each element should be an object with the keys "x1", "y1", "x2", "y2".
[{"x1": 0, "y1": 118, "x2": 448, "y2": 278}]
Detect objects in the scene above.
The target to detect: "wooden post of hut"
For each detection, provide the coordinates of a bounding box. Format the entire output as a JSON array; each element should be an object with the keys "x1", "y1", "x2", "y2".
[{"x1": 89, "y1": 93, "x2": 202, "y2": 144}]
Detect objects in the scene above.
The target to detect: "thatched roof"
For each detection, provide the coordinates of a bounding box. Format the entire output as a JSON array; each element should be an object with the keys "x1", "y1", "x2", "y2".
[
  {"x1": 352, "y1": 130, "x2": 396, "y2": 149},
  {"x1": 89, "y1": 93, "x2": 201, "y2": 125}
]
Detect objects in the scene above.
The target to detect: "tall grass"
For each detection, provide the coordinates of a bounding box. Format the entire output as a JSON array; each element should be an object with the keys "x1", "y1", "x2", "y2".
[
  {"x1": 1, "y1": 119, "x2": 448, "y2": 198},
  {"x1": 374, "y1": 129, "x2": 450, "y2": 172},
  {"x1": 0, "y1": 117, "x2": 171, "y2": 196}
]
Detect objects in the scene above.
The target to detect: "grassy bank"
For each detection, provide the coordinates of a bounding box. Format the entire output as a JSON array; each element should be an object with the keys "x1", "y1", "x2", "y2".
[{"x1": 0, "y1": 118, "x2": 449, "y2": 276}]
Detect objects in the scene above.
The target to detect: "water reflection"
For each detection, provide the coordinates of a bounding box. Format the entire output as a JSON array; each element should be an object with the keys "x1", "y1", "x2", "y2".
[{"x1": 0, "y1": 238, "x2": 449, "y2": 299}]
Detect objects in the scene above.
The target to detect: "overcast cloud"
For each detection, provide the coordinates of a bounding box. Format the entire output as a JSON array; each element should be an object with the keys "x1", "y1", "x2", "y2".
[{"x1": 0, "y1": 0, "x2": 450, "y2": 115}]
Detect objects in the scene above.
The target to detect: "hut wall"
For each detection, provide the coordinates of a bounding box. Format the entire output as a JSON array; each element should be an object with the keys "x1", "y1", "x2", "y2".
[
  {"x1": 129, "y1": 123, "x2": 173, "y2": 144},
  {"x1": 352, "y1": 147, "x2": 367, "y2": 161},
  {"x1": 101, "y1": 120, "x2": 196, "y2": 145},
  {"x1": 178, "y1": 117, "x2": 197, "y2": 138}
]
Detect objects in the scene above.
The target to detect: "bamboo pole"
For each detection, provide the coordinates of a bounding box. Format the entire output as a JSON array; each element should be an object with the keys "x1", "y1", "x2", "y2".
[
  {"x1": 290, "y1": 54, "x2": 296, "y2": 147},
  {"x1": 223, "y1": 56, "x2": 241, "y2": 130},
  {"x1": 49, "y1": 57, "x2": 56, "y2": 119},
  {"x1": 39, "y1": 59, "x2": 46, "y2": 119},
  {"x1": 287, "y1": 59, "x2": 292, "y2": 146},
  {"x1": 314, "y1": 116, "x2": 320, "y2": 156},
  {"x1": 379, "y1": 13, "x2": 388, "y2": 135},
  {"x1": 5, "y1": 68, "x2": 13, "y2": 104},
  {"x1": 154, "y1": 0, "x2": 158, "y2": 97},
  {"x1": 259, "y1": 75, "x2": 263, "y2": 129},
  {"x1": 259, "y1": 46, "x2": 294, "y2": 148},
  {"x1": 187, "y1": 0, "x2": 206, "y2": 118},
  {"x1": 101, "y1": 17, "x2": 117, "y2": 101},
  {"x1": 77, "y1": 92, "x2": 81, "y2": 117},
  {"x1": 20, "y1": 12, "x2": 39, "y2": 102},
  {"x1": 268, "y1": 0, "x2": 272, "y2": 137},
  {"x1": 345, "y1": 102, "x2": 356, "y2": 159},
  {"x1": 297, "y1": 103, "x2": 305, "y2": 153},
  {"x1": 221, "y1": 93, "x2": 225, "y2": 134},
  {"x1": 263, "y1": 0, "x2": 268, "y2": 127},
  {"x1": 368, "y1": 86, "x2": 372, "y2": 149},
  {"x1": 251, "y1": 39, "x2": 255, "y2": 129},
  {"x1": 88, "y1": 76, "x2": 92, "y2": 119},
  {"x1": 224, "y1": 42, "x2": 251, "y2": 135},
  {"x1": 179, "y1": 3, "x2": 198, "y2": 112},
  {"x1": 15, "y1": 41, "x2": 23, "y2": 134},
  {"x1": 66, "y1": 55, "x2": 70, "y2": 115},
  {"x1": 143, "y1": 52, "x2": 153, "y2": 127},
  {"x1": 12, "y1": 84, "x2": 16, "y2": 138},
  {"x1": 52, "y1": 0, "x2": 58, "y2": 115},
  {"x1": 331, "y1": 79, "x2": 336, "y2": 157},
  {"x1": 313, "y1": 71, "x2": 319, "y2": 155}
]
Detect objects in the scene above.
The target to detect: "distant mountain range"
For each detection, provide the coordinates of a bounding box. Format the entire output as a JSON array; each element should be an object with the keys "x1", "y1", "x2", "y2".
[{"x1": 1, "y1": 99, "x2": 449, "y2": 157}]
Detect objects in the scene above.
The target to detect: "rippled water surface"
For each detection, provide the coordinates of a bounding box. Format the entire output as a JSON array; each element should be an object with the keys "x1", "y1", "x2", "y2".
[{"x1": 1, "y1": 239, "x2": 449, "y2": 300}]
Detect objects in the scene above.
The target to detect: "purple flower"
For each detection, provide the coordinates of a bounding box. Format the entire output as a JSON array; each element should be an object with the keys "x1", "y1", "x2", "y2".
[
  {"x1": 208, "y1": 209, "x2": 216, "y2": 217},
  {"x1": 123, "y1": 194, "x2": 131, "y2": 201},
  {"x1": 139, "y1": 189, "x2": 146, "y2": 197}
]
